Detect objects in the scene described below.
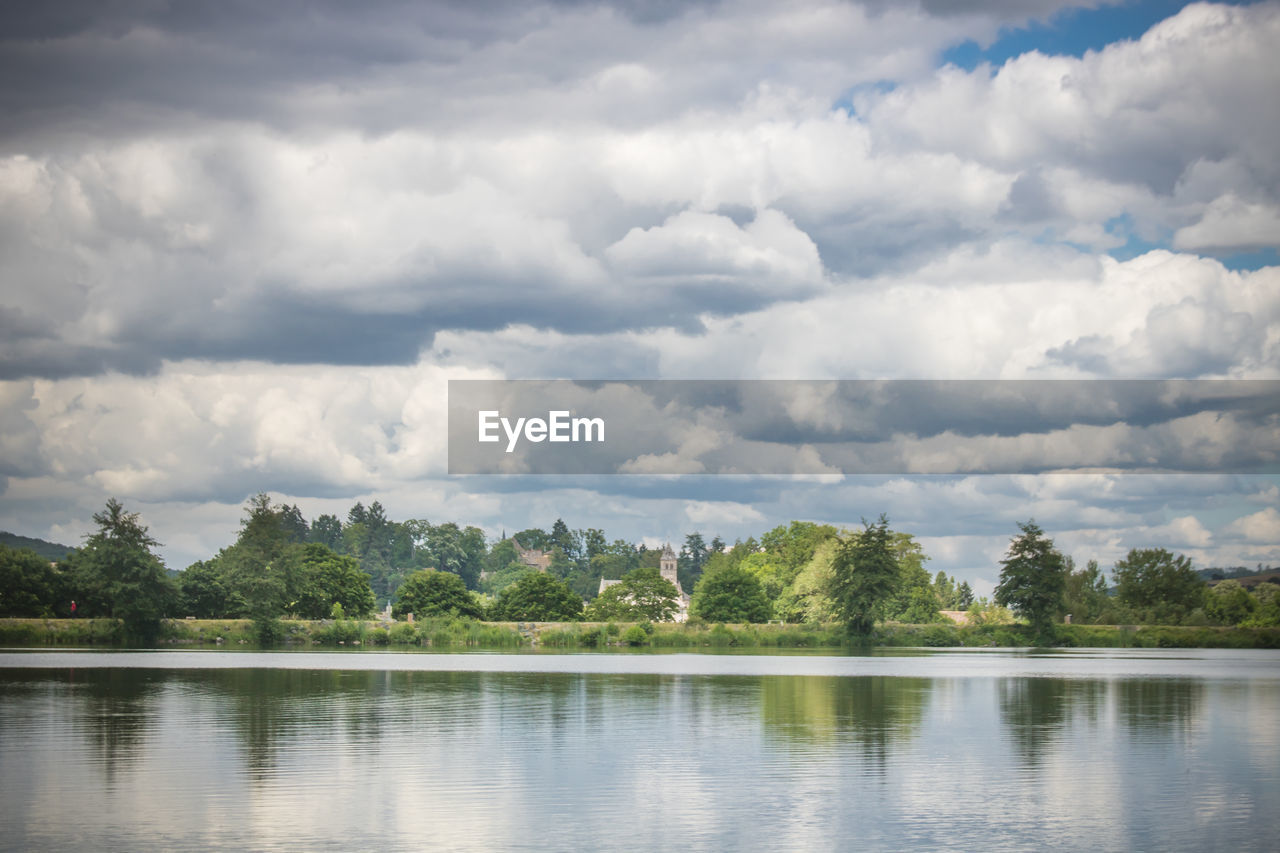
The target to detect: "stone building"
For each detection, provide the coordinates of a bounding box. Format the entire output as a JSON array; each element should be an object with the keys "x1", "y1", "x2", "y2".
[{"x1": 512, "y1": 539, "x2": 553, "y2": 572}]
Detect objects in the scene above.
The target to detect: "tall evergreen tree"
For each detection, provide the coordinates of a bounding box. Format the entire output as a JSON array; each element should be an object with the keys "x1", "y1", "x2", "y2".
[
  {"x1": 309, "y1": 514, "x2": 344, "y2": 550},
  {"x1": 994, "y1": 520, "x2": 1067, "y2": 640},
  {"x1": 77, "y1": 499, "x2": 175, "y2": 642},
  {"x1": 679, "y1": 532, "x2": 709, "y2": 591},
  {"x1": 830, "y1": 515, "x2": 899, "y2": 636}
]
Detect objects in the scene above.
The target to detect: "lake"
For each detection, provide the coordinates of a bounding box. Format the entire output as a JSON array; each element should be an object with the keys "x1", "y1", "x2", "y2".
[{"x1": 1, "y1": 648, "x2": 1277, "y2": 851}]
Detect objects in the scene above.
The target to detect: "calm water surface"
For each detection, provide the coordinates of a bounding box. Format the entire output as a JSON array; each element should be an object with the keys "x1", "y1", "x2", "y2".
[{"x1": 1, "y1": 648, "x2": 1277, "y2": 851}]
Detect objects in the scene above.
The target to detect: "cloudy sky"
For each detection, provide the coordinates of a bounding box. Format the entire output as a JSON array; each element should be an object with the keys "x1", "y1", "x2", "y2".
[{"x1": 2, "y1": 0, "x2": 1278, "y2": 596}]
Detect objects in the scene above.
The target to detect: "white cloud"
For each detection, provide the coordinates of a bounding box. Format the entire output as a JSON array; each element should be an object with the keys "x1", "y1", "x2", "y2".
[
  {"x1": 605, "y1": 209, "x2": 824, "y2": 291},
  {"x1": 620, "y1": 246, "x2": 1279, "y2": 380},
  {"x1": 684, "y1": 500, "x2": 766, "y2": 527},
  {"x1": 1173, "y1": 194, "x2": 1280, "y2": 252},
  {"x1": 1226, "y1": 507, "x2": 1280, "y2": 544},
  {"x1": 1145, "y1": 515, "x2": 1214, "y2": 549},
  {"x1": 858, "y1": 2, "x2": 1280, "y2": 247},
  {"x1": 11, "y1": 359, "x2": 493, "y2": 506}
]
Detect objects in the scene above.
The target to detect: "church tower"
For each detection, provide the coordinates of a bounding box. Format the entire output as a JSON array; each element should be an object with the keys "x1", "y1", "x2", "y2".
[{"x1": 660, "y1": 543, "x2": 681, "y2": 595}]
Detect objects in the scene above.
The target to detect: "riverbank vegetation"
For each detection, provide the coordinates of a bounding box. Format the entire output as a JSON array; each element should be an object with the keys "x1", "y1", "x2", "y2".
[
  {"x1": 3, "y1": 495, "x2": 1278, "y2": 648},
  {"x1": 3, "y1": 615, "x2": 1278, "y2": 650}
]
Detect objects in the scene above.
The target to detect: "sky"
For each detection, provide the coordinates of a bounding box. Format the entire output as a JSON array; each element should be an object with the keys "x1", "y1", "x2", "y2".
[{"x1": 1, "y1": 0, "x2": 1278, "y2": 598}]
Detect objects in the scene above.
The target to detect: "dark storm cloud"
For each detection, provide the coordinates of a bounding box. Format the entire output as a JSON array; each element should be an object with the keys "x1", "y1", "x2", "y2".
[
  {"x1": 0, "y1": 0, "x2": 724, "y2": 142},
  {"x1": 0, "y1": 1, "x2": 525, "y2": 126},
  {"x1": 0, "y1": 0, "x2": 1099, "y2": 145},
  {"x1": 9, "y1": 269, "x2": 765, "y2": 377}
]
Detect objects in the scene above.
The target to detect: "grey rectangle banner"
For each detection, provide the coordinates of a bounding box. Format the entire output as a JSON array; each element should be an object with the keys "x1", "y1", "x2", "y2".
[{"x1": 447, "y1": 379, "x2": 1280, "y2": 475}]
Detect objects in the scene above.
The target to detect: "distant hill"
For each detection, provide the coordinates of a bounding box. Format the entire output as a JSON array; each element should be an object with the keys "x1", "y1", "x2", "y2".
[
  {"x1": 0, "y1": 531, "x2": 77, "y2": 562},
  {"x1": 1201, "y1": 565, "x2": 1280, "y2": 587}
]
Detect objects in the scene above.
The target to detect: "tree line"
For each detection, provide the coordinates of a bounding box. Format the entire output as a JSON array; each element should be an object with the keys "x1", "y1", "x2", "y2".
[{"x1": 2, "y1": 497, "x2": 1277, "y2": 643}]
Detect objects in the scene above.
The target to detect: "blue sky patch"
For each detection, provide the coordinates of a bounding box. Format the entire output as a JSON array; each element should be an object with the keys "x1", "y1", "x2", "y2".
[{"x1": 941, "y1": 0, "x2": 1253, "y2": 70}]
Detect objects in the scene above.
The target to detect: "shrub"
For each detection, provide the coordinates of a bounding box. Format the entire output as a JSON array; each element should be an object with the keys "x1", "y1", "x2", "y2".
[
  {"x1": 920, "y1": 624, "x2": 959, "y2": 647},
  {"x1": 253, "y1": 616, "x2": 285, "y2": 645},
  {"x1": 577, "y1": 625, "x2": 605, "y2": 647},
  {"x1": 388, "y1": 622, "x2": 419, "y2": 644},
  {"x1": 317, "y1": 619, "x2": 363, "y2": 645},
  {"x1": 707, "y1": 623, "x2": 736, "y2": 646}
]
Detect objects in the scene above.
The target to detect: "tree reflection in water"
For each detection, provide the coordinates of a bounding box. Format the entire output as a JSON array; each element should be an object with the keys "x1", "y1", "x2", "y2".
[
  {"x1": 1115, "y1": 679, "x2": 1203, "y2": 745},
  {"x1": 998, "y1": 678, "x2": 1106, "y2": 768},
  {"x1": 998, "y1": 676, "x2": 1204, "y2": 768},
  {"x1": 760, "y1": 675, "x2": 931, "y2": 767},
  {"x1": 74, "y1": 668, "x2": 165, "y2": 786}
]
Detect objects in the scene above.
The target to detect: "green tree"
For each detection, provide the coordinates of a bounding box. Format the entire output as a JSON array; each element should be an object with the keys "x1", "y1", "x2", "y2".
[
  {"x1": 994, "y1": 520, "x2": 1066, "y2": 640},
  {"x1": 281, "y1": 543, "x2": 376, "y2": 619},
  {"x1": 1112, "y1": 548, "x2": 1205, "y2": 625},
  {"x1": 237, "y1": 494, "x2": 293, "y2": 562},
  {"x1": 309, "y1": 513, "x2": 344, "y2": 550},
  {"x1": 774, "y1": 539, "x2": 840, "y2": 623},
  {"x1": 512, "y1": 527, "x2": 551, "y2": 552},
  {"x1": 77, "y1": 499, "x2": 176, "y2": 643},
  {"x1": 483, "y1": 538, "x2": 520, "y2": 575},
  {"x1": 678, "y1": 532, "x2": 709, "y2": 591},
  {"x1": 178, "y1": 559, "x2": 231, "y2": 618},
  {"x1": 830, "y1": 516, "x2": 899, "y2": 636},
  {"x1": 1203, "y1": 579, "x2": 1256, "y2": 626},
  {"x1": 760, "y1": 521, "x2": 839, "y2": 577},
  {"x1": 216, "y1": 494, "x2": 295, "y2": 621},
  {"x1": 279, "y1": 504, "x2": 309, "y2": 544},
  {"x1": 956, "y1": 581, "x2": 974, "y2": 610},
  {"x1": 1063, "y1": 558, "x2": 1110, "y2": 624},
  {"x1": 547, "y1": 546, "x2": 574, "y2": 579},
  {"x1": 393, "y1": 569, "x2": 483, "y2": 619},
  {"x1": 549, "y1": 519, "x2": 579, "y2": 565},
  {"x1": 883, "y1": 532, "x2": 934, "y2": 622},
  {"x1": 581, "y1": 528, "x2": 607, "y2": 569},
  {"x1": 482, "y1": 563, "x2": 536, "y2": 596},
  {"x1": 738, "y1": 552, "x2": 791, "y2": 605},
  {"x1": 491, "y1": 572, "x2": 583, "y2": 622},
  {"x1": 589, "y1": 549, "x2": 638, "y2": 584},
  {"x1": 411, "y1": 522, "x2": 487, "y2": 590},
  {"x1": 898, "y1": 586, "x2": 947, "y2": 624},
  {"x1": 690, "y1": 562, "x2": 771, "y2": 623},
  {"x1": 756, "y1": 520, "x2": 841, "y2": 618},
  {"x1": 1242, "y1": 584, "x2": 1280, "y2": 628},
  {"x1": 0, "y1": 544, "x2": 66, "y2": 617},
  {"x1": 587, "y1": 567, "x2": 680, "y2": 622},
  {"x1": 933, "y1": 571, "x2": 955, "y2": 607}
]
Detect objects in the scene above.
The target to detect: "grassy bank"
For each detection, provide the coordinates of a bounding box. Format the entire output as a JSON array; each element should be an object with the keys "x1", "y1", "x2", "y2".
[
  {"x1": 871, "y1": 621, "x2": 1280, "y2": 649},
  {"x1": 2, "y1": 617, "x2": 1278, "y2": 650},
  {"x1": 0, "y1": 617, "x2": 525, "y2": 649}
]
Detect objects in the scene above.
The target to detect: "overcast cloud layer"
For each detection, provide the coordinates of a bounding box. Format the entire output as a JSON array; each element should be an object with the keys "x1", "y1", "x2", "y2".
[{"x1": 1, "y1": 0, "x2": 1278, "y2": 593}]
